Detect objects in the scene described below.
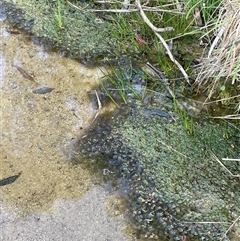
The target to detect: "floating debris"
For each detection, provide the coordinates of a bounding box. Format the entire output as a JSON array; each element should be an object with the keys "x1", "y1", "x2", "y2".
[
  {"x1": 7, "y1": 29, "x2": 21, "y2": 35},
  {"x1": 0, "y1": 172, "x2": 22, "y2": 186},
  {"x1": 32, "y1": 87, "x2": 54, "y2": 94},
  {"x1": 15, "y1": 65, "x2": 35, "y2": 82}
]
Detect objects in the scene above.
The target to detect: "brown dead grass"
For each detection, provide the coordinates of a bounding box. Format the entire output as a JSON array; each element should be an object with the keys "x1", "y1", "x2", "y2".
[{"x1": 195, "y1": 0, "x2": 240, "y2": 115}]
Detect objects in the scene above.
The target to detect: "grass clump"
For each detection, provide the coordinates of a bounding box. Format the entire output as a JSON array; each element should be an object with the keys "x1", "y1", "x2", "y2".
[
  {"x1": 195, "y1": 0, "x2": 240, "y2": 118},
  {"x1": 99, "y1": 59, "x2": 145, "y2": 106},
  {"x1": 173, "y1": 97, "x2": 196, "y2": 135}
]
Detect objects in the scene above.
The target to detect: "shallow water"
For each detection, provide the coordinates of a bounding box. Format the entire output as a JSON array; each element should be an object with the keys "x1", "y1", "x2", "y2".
[
  {"x1": 0, "y1": 185, "x2": 130, "y2": 241},
  {"x1": 0, "y1": 21, "x2": 100, "y2": 211},
  {"x1": 0, "y1": 21, "x2": 133, "y2": 240}
]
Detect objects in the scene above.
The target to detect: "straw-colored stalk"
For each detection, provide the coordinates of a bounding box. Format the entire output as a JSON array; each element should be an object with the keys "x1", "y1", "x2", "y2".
[{"x1": 196, "y1": 0, "x2": 240, "y2": 96}]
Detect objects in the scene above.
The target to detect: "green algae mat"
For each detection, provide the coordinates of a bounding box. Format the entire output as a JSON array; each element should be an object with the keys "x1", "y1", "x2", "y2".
[
  {"x1": 1, "y1": 1, "x2": 239, "y2": 240},
  {"x1": 77, "y1": 108, "x2": 240, "y2": 241},
  {"x1": 0, "y1": 0, "x2": 140, "y2": 65}
]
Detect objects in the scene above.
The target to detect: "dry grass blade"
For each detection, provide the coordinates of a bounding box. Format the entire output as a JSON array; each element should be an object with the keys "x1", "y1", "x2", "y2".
[
  {"x1": 196, "y1": 0, "x2": 240, "y2": 95},
  {"x1": 203, "y1": 94, "x2": 240, "y2": 104},
  {"x1": 210, "y1": 114, "x2": 240, "y2": 119},
  {"x1": 221, "y1": 215, "x2": 240, "y2": 240},
  {"x1": 95, "y1": 89, "x2": 102, "y2": 110},
  {"x1": 91, "y1": 90, "x2": 102, "y2": 124},
  {"x1": 210, "y1": 150, "x2": 240, "y2": 178},
  {"x1": 182, "y1": 221, "x2": 230, "y2": 224},
  {"x1": 222, "y1": 158, "x2": 240, "y2": 161},
  {"x1": 157, "y1": 140, "x2": 189, "y2": 159},
  {"x1": 208, "y1": 25, "x2": 225, "y2": 58}
]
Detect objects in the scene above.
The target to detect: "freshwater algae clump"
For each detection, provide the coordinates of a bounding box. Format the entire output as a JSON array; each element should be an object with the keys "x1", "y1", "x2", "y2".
[
  {"x1": 0, "y1": 0, "x2": 118, "y2": 65},
  {"x1": 76, "y1": 106, "x2": 240, "y2": 240}
]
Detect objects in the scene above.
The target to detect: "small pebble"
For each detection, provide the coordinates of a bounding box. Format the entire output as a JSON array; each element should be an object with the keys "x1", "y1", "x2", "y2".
[{"x1": 32, "y1": 87, "x2": 54, "y2": 94}]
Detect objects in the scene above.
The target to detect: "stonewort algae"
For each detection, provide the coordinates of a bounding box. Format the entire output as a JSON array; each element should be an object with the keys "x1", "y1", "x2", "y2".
[{"x1": 76, "y1": 105, "x2": 240, "y2": 241}]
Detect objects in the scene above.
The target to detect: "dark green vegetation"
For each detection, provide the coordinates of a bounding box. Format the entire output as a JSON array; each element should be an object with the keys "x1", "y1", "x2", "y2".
[
  {"x1": 1, "y1": 0, "x2": 239, "y2": 240},
  {"x1": 1, "y1": 0, "x2": 117, "y2": 65},
  {"x1": 76, "y1": 100, "x2": 240, "y2": 240},
  {"x1": 3, "y1": 0, "x2": 197, "y2": 66},
  {"x1": 0, "y1": 0, "x2": 220, "y2": 68},
  {"x1": 1, "y1": 0, "x2": 231, "y2": 101}
]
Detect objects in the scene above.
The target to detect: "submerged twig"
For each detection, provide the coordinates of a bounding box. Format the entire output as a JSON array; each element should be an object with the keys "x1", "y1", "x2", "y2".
[
  {"x1": 15, "y1": 65, "x2": 36, "y2": 82},
  {"x1": 158, "y1": 140, "x2": 189, "y2": 159},
  {"x1": 68, "y1": 0, "x2": 182, "y2": 14},
  {"x1": 135, "y1": 0, "x2": 173, "y2": 33},
  {"x1": 146, "y1": 62, "x2": 175, "y2": 99},
  {"x1": 221, "y1": 215, "x2": 240, "y2": 240}
]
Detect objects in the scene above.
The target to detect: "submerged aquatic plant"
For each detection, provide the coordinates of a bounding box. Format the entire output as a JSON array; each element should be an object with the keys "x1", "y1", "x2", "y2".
[{"x1": 76, "y1": 102, "x2": 240, "y2": 240}]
